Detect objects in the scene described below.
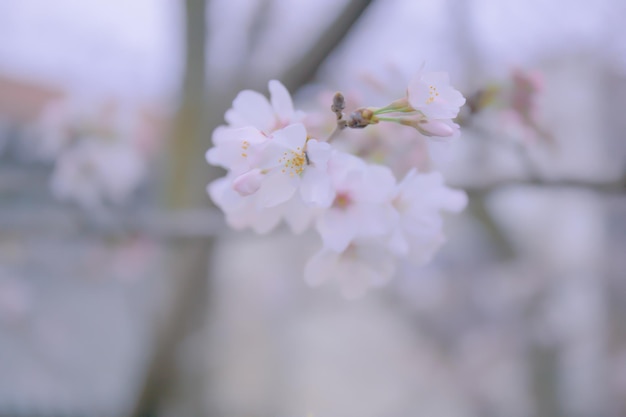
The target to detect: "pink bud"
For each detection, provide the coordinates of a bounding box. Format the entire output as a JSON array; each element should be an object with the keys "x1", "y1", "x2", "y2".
[
  {"x1": 418, "y1": 120, "x2": 454, "y2": 137},
  {"x1": 232, "y1": 169, "x2": 264, "y2": 196}
]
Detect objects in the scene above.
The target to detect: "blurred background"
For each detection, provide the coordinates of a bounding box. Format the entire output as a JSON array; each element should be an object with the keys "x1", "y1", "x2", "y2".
[{"x1": 0, "y1": 0, "x2": 625, "y2": 416}]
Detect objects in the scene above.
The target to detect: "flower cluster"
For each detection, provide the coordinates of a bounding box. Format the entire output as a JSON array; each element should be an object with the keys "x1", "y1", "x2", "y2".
[
  {"x1": 28, "y1": 100, "x2": 157, "y2": 208},
  {"x1": 207, "y1": 75, "x2": 467, "y2": 298}
]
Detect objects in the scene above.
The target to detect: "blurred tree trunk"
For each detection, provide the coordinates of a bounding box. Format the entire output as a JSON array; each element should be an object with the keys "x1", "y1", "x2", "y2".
[
  {"x1": 166, "y1": 2, "x2": 218, "y2": 209},
  {"x1": 130, "y1": 0, "x2": 214, "y2": 416},
  {"x1": 130, "y1": 1, "x2": 374, "y2": 416}
]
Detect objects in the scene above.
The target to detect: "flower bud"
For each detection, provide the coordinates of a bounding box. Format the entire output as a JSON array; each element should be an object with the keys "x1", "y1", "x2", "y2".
[
  {"x1": 386, "y1": 97, "x2": 413, "y2": 112},
  {"x1": 331, "y1": 92, "x2": 345, "y2": 116},
  {"x1": 417, "y1": 119, "x2": 454, "y2": 137},
  {"x1": 232, "y1": 168, "x2": 264, "y2": 196},
  {"x1": 347, "y1": 108, "x2": 377, "y2": 128},
  {"x1": 399, "y1": 117, "x2": 454, "y2": 137}
]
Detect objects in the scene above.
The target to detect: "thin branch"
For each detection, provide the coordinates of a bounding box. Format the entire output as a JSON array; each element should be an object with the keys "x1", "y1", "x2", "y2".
[
  {"x1": 0, "y1": 207, "x2": 225, "y2": 238},
  {"x1": 467, "y1": 196, "x2": 516, "y2": 259},
  {"x1": 459, "y1": 175, "x2": 626, "y2": 198},
  {"x1": 279, "y1": 0, "x2": 374, "y2": 91},
  {"x1": 245, "y1": 0, "x2": 275, "y2": 57},
  {"x1": 452, "y1": 123, "x2": 626, "y2": 197}
]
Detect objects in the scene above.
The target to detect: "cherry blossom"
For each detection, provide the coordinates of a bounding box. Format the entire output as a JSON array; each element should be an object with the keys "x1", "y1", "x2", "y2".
[
  {"x1": 24, "y1": 98, "x2": 158, "y2": 207},
  {"x1": 208, "y1": 176, "x2": 319, "y2": 234},
  {"x1": 236, "y1": 123, "x2": 334, "y2": 208},
  {"x1": 315, "y1": 151, "x2": 396, "y2": 252},
  {"x1": 399, "y1": 116, "x2": 461, "y2": 139},
  {"x1": 304, "y1": 241, "x2": 397, "y2": 299},
  {"x1": 389, "y1": 170, "x2": 467, "y2": 264},
  {"x1": 205, "y1": 71, "x2": 469, "y2": 298},
  {"x1": 224, "y1": 80, "x2": 305, "y2": 134},
  {"x1": 208, "y1": 176, "x2": 284, "y2": 233},
  {"x1": 407, "y1": 71, "x2": 466, "y2": 120},
  {"x1": 303, "y1": 168, "x2": 466, "y2": 296},
  {"x1": 205, "y1": 126, "x2": 269, "y2": 175},
  {"x1": 51, "y1": 139, "x2": 146, "y2": 207}
]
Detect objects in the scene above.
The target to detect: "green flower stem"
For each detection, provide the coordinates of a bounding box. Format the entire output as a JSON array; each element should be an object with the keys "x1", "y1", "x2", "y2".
[{"x1": 376, "y1": 116, "x2": 403, "y2": 123}]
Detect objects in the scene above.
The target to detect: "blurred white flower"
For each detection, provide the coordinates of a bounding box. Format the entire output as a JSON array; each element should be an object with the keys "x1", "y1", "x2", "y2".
[
  {"x1": 51, "y1": 139, "x2": 146, "y2": 207},
  {"x1": 22, "y1": 97, "x2": 160, "y2": 207},
  {"x1": 0, "y1": 274, "x2": 32, "y2": 324},
  {"x1": 24, "y1": 99, "x2": 79, "y2": 161},
  {"x1": 304, "y1": 166, "x2": 466, "y2": 298},
  {"x1": 389, "y1": 170, "x2": 467, "y2": 264},
  {"x1": 315, "y1": 151, "x2": 396, "y2": 252},
  {"x1": 407, "y1": 71, "x2": 466, "y2": 120},
  {"x1": 208, "y1": 175, "x2": 320, "y2": 234},
  {"x1": 304, "y1": 241, "x2": 396, "y2": 299},
  {"x1": 225, "y1": 80, "x2": 305, "y2": 134},
  {"x1": 232, "y1": 168, "x2": 265, "y2": 196},
  {"x1": 399, "y1": 116, "x2": 461, "y2": 139},
  {"x1": 208, "y1": 176, "x2": 281, "y2": 233},
  {"x1": 97, "y1": 141, "x2": 147, "y2": 204},
  {"x1": 205, "y1": 126, "x2": 269, "y2": 176}
]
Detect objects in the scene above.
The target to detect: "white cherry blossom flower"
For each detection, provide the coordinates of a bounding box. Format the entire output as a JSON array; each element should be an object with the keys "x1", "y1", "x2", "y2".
[
  {"x1": 304, "y1": 241, "x2": 397, "y2": 299},
  {"x1": 400, "y1": 116, "x2": 461, "y2": 139},
  {"x1": 208, "y1": 176, "x2": 284, "y2": 233},
  {"x1": 206, "y1": 122, "x2": 334, "y2": 208},
  {"x1": 51, "y1": 139, "x2": 145, "y2": 207},
  {"x1": 389, "y1": 170, "x2": 467, "y2": 265},
  {"x1": 407, "y1": 71, "x2": 466, "y2": 120},
  {"x1": 208, "y1": 176, "x2": 319, "y2": 234},
  {"x1": 246, "y1": 123, "x2": 334, "y2": 208},
  {"x1": 232, "y1": 168, "x2": 264, "y2": 196},
  {"x1": 315, "y1": 152, "x2": 397, "y2": 252},
  {"x1": 225, "y1": 80, "x2": 305, "y2": 134},
  {"x1": 205, "y1": 125, "x2": 269, "y2": 175}
]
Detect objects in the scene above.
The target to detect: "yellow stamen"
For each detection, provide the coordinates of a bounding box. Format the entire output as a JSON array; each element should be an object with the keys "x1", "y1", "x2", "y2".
[
  {"x1": 426, "y1": 84, "x2": 439, "y2": 105},
  {"x1": 277, "y1": 149, "x2": 307, "y2": 177}
]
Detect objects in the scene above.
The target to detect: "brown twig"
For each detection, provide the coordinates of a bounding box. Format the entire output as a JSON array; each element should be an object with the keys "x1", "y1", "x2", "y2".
[
  {"x1": 459, "y1": 175, "x2": 626, "y2": 199},
  {"x1": 279, "y1": 0, "x2": 374, "y2": 91}
]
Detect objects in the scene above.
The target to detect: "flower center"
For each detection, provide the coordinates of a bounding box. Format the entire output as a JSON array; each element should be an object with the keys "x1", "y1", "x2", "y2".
[
  {"x1": 278, "y1": 146, "x2": 306, "y2": 177},
  {"x1": 333, "y1": 191, "x2": 353, "y2": 210},
  {"x1": 426, "y1": 85, "x2": 440, "y2": 105},
  {"x1": 240, "y1": 140, "x2": 250, "y2": 158},
  {"x1": 392, "y1": 195, "x2": 408, "y2": 212}
]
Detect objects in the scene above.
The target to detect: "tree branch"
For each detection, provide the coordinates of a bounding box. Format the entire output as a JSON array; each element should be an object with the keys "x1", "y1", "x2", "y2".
[
  {"x1": 459, "y1": 175, "x2": 626, "y2": 198},
  {"x1": 279, "y1": 0, "x2": 374, "y2": 91}
]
